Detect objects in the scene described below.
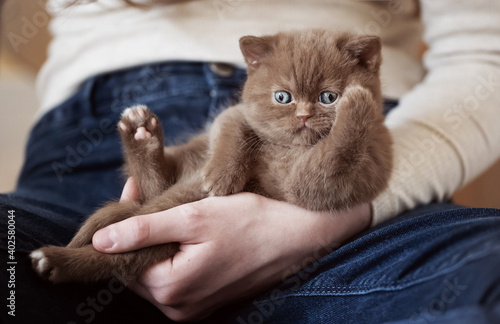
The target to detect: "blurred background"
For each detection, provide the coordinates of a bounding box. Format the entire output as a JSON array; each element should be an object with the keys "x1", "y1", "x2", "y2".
[
  {"x1": 1, "y1": 0, "x2": 499, "y2": 208},
  {"x1": 1, "y1": 0, "x2": 48, "y2": 193}
]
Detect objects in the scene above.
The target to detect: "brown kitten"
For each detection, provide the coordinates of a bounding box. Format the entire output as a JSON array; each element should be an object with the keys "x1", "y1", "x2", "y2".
[{"x1": 30, "y1": 29, "x2": 392, "y2": 283}]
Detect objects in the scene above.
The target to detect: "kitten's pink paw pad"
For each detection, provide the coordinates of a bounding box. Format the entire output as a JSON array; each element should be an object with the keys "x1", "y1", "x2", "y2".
[
  {"x1": 118, "y1": 121, "x2": 127, "y2": 132},
  {"x1": 122, "y1": 105, "x2": 147, "y2": 121},
  {"x1": 120, "y1": 105, "x2": 149, "y2": 122},
  {"x1": 134, "y1": 126, "x2": 151, "y2": 140},
  {"x1": 118, "y1": 105, "x2": 162, "y2": 143}
]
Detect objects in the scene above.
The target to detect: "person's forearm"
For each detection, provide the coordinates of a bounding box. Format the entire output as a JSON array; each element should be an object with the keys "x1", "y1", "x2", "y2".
[{"x1": 372, "y1": 0, "x2": 500, "y2": 225}]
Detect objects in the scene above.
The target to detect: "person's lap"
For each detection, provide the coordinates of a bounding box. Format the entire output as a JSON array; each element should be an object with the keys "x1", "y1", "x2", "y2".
[
  {"x1": 1, "y1": 62, "x2": 499, "y2": 323},
  {"x1": 232, "y1": 204, "x2": 500, "y2": 323}
]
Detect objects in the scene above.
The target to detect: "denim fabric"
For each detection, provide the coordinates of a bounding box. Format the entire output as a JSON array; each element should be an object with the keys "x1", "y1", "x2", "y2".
[
  {"x1": 15, "y1": 62, "x2": 245, "y2": 220},
  {"x1": 1, "y1": 61, "x2": 499, "y2": 324},
  {"x1": 232, "y1": 204, "x2": 500, "y2": 324}
]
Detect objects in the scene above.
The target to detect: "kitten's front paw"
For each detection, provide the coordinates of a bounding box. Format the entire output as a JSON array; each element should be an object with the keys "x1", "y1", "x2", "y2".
[
  {"x1": 202, "y1": 162, "x2": 247, "y2": 196},
  {"x1": 30, "y1": 247, "x2": 71, "y2": 283},
  {"x1": 119, "y1": 105, "x2": 163, "y2": 146},
  {"x1": 330, "y1": 85, "x2": 380, "y2": 135},
  {"x1": 337, "y1": 85, "x2": 375, "y2": 116}
]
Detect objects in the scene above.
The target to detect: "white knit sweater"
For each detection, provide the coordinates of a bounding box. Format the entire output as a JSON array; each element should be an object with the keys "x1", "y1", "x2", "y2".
[{"x1": 37, "y1": 0, "x2": 500, "y2": 225}]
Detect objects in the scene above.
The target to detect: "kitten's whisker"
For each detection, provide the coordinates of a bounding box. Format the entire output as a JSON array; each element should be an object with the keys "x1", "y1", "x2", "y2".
[
  {"x1": 241, "y1": 134, "x2": 259, "y2": 147},
  {"x1": 242, "y1": 134, "x2": 258, "y2": 146},
  {"x1": 244, "y1": 136, "x2": 261, "y2": 156},
  {"x1": 255, "y1": 142, "x2": 265, "y2": 158},
  {"x1": 248, "y1": 140, "x2": 262, "y2": 156},
  {"x1": 240, "y1": 134, "x2": 258, "y2": 149}
]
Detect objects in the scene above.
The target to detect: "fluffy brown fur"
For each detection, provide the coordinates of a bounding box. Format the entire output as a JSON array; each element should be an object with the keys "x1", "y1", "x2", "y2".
[{"x1": 30, "y1": 29, "x2": 392, "y2": 283}]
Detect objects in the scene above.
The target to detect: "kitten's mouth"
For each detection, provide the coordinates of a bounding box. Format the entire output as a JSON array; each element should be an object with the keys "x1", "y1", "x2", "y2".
[{"x1": 298, "y1": 121, "x2": 310, "y2": 129}]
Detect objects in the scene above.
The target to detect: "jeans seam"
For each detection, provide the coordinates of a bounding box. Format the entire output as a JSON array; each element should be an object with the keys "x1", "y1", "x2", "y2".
[{"x1": 256, "y1": 246, "x2": 500, "y2": 302}]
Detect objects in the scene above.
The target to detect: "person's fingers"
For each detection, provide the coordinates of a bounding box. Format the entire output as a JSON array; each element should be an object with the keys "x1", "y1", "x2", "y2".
[
  {"x1": 92, "y1": 202, "x2": 199, "y2": 252},
  {"x1": 129, "y1": 279, "x2": 190, "y2": 321},
  {"x1": 120, "y1": 177, "x2": 139, "y2": 202},
  {"x1": 128, "y1": 280, "x2": 165, "y2": 308}
]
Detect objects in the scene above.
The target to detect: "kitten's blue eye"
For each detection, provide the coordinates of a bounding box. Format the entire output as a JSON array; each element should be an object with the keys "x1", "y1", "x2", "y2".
[
  {"x1": 319, "y1": 91, "x2": 339, "y2": 105},
  {"x1": 274, "y1": 91, "x2": 292, "y2": 104}
]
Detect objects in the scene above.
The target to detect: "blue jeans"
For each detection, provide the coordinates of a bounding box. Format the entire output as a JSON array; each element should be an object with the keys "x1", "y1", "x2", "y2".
[{"x1": 1, "y1": 62, "x2": 499, "y2": 324}]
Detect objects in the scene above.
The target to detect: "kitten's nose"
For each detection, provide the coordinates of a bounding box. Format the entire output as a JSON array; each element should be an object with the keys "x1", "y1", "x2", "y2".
[{"x1": 297, "y1": 113, "x2": 312, "y2": 123}]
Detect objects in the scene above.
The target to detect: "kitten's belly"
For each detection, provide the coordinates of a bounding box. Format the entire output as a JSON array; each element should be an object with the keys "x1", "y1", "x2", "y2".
[{"x1": 252, "y1": 144, "x2": 308, "y2": 201}]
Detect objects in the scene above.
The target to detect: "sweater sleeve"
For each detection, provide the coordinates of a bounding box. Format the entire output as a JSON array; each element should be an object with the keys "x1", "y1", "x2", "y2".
[{"x1": 371, "y1": 0, "x2": 500, "y2": 225}]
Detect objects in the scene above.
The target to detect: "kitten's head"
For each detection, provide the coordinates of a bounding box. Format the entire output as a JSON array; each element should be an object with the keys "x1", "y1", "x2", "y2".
[{"x1": 240, "y1": 30, "x2": 382, "y2": 146}]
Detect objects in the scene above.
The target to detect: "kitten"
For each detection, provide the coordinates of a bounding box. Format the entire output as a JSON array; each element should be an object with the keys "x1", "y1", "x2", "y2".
[{"x1": 30, "y1": 29, "x2": 392, "y2": 283}]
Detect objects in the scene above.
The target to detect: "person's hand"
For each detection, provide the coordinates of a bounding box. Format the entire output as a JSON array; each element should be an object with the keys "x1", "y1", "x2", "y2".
[{"x1": 93, "y1": 178, "x2": 371, "y2": 321}]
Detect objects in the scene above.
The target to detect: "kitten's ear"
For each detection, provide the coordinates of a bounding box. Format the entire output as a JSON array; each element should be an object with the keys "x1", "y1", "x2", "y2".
[
  {"x1": 339, "y1": 35, "x2": 382, "y2": 72},
  {"x1": 239, "y1": 35, "x2": 274, "y2": 71}
]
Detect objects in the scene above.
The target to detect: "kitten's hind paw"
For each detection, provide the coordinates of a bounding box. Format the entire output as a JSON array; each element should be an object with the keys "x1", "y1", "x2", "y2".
[
  {"x1": 30, "y1": 249, "x2": 56, "y2": 281},
  {"x1": 119, "y1": 105, "x2": 163, "y2": 145},
  {"x1": 30, "y1": 247, "x2": 72, "y2": 283},
  {"x1": 30, "y1": 250, "x2": 49, "y2": 277}
]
